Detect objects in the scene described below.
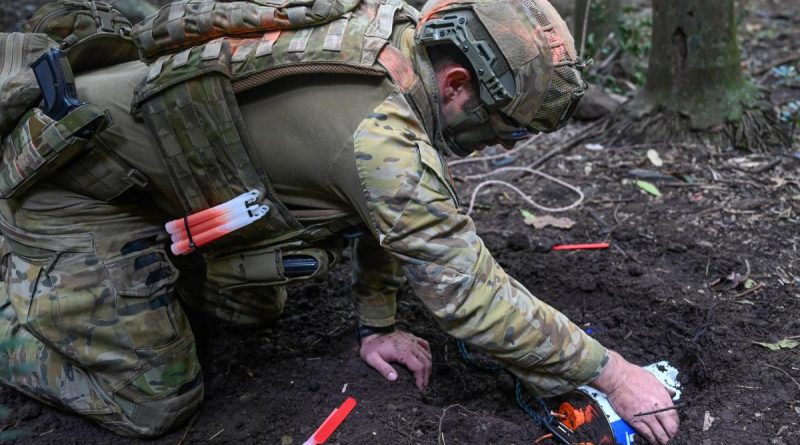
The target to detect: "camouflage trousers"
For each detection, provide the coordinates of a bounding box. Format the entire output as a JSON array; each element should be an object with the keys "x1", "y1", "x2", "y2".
[{"x1": 0, "y1": 185, "x2": 286, "y2": 437}]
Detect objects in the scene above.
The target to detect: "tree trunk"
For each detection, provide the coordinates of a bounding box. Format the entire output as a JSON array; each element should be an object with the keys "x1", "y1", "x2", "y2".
[
  {"x1": 581, "y1": 0, "x2": 788, "y2": 151},
  {"x1": 641, "y1": 0, "x2": 749, "y2": 130}
]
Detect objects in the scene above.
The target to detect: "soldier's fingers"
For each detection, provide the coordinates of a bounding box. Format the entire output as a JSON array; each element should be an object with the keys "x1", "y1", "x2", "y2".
[
  {"x1": 657, "y1": 410, "x2": 680, "y2": 440},
  {"x1": 413, "y1": 340, "x2": 432, "y2": 362},
  {"x1": 399, "y1": 352, "x2": 427, "y2": 390},
  {"x1": 647, "y1": 419, "x2": 671, "y2": 445},
  {"x1": 364, "y1": 353, "x2": 398, "y2": 382},
  {"x1": 415, "y1": 337, "x2": 431, "y2": 352},
  {"x1": 412, "y1": 344, "x2": 432, "y2": 388},
  {"x1": 631, "y1": 419, "x2": 657, "y2": 445}
]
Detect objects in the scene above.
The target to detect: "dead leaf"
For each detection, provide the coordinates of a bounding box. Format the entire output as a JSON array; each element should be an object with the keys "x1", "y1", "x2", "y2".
[
  {"x1": 523, "y1": 214, "x2": 575, "y2": 230},
  {"x1": 745, "y1": 23, "x2": 763, "y2": 32},
  {"x1": 753, "y1": 339, "x2": 800, "y2": 351},
  {"x1": 281, "y1": 435, "x2": 293, "y2": 445},
  {"x1": 647, "y1": 149, "x2": 664, "y2": 167},
  {"x1": 703, "y1": 411, "x2": 715, "y2": 431}
]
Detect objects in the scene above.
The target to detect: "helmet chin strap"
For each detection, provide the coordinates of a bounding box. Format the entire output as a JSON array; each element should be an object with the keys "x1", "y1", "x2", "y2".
[{"x1": 443, "y1": 104, "x2": 492, "y2": 157}]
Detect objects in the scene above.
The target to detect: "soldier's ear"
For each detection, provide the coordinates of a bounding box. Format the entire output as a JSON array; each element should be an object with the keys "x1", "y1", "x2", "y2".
[{"x1": 438, "y1": 65, "x2": 473, "y2": 104}]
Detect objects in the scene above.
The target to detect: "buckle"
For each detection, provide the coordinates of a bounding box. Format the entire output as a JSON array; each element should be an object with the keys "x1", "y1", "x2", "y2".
[{"x1": 124, "y1": 169, "x2": 149, "y2": 188}]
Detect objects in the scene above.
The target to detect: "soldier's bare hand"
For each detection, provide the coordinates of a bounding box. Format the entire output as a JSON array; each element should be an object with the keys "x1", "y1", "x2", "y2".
[
  {"x1": 590, "y1": 350, "x2": 679, "y2": 445},
  {"x1": 359, "y1": 330, "x2": 432, "y2": 390}
]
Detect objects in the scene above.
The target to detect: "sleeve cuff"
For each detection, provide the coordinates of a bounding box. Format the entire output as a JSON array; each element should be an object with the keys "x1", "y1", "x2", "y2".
[
  {"x1": 356, "y1": 314, "x2": 396, "y2": 328},
  {"x1": 564, "y1": 336, "x2": 610, "y2": 386}
]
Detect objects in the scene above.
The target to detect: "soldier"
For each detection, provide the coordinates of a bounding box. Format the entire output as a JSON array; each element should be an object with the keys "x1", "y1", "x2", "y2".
[{"x1": 0, "y1": 0, "x2": 679, "y2": 444}]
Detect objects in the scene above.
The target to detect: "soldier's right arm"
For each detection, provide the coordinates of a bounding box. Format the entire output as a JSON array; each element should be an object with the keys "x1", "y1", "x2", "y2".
[{"x1": 350, "y1": 92, "x2": 608, "y2": 396}]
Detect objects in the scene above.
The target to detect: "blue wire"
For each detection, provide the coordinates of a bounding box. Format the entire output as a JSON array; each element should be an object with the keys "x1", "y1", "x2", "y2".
[{"x1": 455, "y1": 340, "x2": 556, "y2": 429}]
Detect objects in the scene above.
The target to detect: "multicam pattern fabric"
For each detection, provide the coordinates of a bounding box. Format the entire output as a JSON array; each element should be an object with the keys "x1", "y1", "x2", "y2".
[
  {"x1": 0, "y1": 33, "x2": 56, "y2": 136},
  {"x1": 0, "y1": 192, "x2": 202, "y2": 437},
  {"x1": 25, "y1": 1, "x2": 140, "y2": 72},
  {"x1": 132, "y1": 0, "x2": 365, "y2": 61},
  {"x1": 0, "y1": 105, "x2": 111, "y2": 198},
  {"x1": 353, "y1": 90, "x2": 608, "y2": 395}
]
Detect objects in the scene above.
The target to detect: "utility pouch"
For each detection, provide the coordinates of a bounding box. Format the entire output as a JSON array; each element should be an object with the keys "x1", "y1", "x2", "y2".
[
  {"x1": 0, "y1": 104, "x2": 111, "y2": 199},
  {"x1": 0, "y1": 33, "x2": 58, "y2": 137},
  {"x1": 206, "y1": 245, "x2": 337, "y2": 291},
  {"x1": 26, "y1": 1, "x2": 140, "y2": 73}
]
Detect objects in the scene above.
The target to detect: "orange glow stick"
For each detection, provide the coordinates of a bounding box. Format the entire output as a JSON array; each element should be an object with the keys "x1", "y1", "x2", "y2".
[{"x1": 302, "y1": 397, "x2": 357, "y2": 445}]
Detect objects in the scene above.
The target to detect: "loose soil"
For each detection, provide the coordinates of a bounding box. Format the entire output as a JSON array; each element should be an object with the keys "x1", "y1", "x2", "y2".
[{"x1": 1, "y1": 1, "x2": 798, "y2": 444}]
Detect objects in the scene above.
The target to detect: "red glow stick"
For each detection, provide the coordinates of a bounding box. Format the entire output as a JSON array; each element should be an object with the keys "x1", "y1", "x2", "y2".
[
  {"x1": 551, "y1": 243, "x2": 610, "y2": 251},
  {"x1": 170, "y1": 205, "x2": 268, "y2": 255},
  {"x1": 303, "y1": 397, "x2": 357, "y2": 445},
  {"x1": 170, "y1": 205, "x2": 258, "y2": 243},
  {"x1": 164, "y1": 190, "x2": 259, "y2": 234}
]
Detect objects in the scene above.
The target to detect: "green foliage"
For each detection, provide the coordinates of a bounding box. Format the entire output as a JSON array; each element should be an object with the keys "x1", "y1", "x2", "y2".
[
  {"x1": 584, "y1": 4, "x2": 652, "y2": 96},
  {"x1": 617, "y1": 6, "x2": 652, "y2": 79}
]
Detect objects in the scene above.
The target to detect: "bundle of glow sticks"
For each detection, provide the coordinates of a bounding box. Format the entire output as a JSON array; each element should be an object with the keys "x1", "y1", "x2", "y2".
[{"x1": 165, "y1": 190, "x2": 268, "y2": 255}]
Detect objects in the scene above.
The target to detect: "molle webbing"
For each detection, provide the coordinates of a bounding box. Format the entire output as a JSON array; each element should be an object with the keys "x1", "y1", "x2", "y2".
[
  {"x1": 134, "y1": 7, "x2": 398, "y2": 104},
  {"x1": 139, "y1": 72, "x2": 299, "y2": 238},
  {"x1": 132, "y1": 0, "x2": 364, "y2": 62}
]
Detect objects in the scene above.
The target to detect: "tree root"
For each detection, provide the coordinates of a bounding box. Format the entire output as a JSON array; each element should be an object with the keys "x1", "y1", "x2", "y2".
[{"x1": 580, "y1": 102, "x2": 790, "y2": 153}]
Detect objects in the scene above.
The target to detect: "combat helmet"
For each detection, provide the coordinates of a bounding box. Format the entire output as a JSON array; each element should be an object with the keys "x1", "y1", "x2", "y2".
[{"x1": 416, "y1": 0, "x2": 587, "y2": 138}]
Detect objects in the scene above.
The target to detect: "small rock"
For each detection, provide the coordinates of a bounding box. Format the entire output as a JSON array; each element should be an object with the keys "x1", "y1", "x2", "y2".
[
  {"x1": 703, "y1": 411, "x2": 715, "y2": 431},
  {"x1": 573, "y1": 85, "x2": 624, "y2": 121},
  {"x1": 666, "y1": 242, "x2": 688, "y2": 253},
  {"x1": 627, "y1": 265, "x2": 643, "y2": 277},
  {"x1": 238, "y1": 393, "x2": 255, "y2": 403},
  {"x1": 307, "y1": 381, "x2": 320, "y2": 392},
  {"x1": 531, "y1": 236, "x2": 556, "y2": 253},
  {"x1": 506, "y1": 232, "x2": 530, "y2": 251}
]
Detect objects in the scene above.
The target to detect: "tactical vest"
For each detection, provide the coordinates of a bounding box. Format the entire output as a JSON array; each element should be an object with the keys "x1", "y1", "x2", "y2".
[
  {"x1": 0, "y1": 1, "x2": 145, "y2": 200},
  {"x1": 129, "y1": 0, "x2": 436, "y2": 252}
]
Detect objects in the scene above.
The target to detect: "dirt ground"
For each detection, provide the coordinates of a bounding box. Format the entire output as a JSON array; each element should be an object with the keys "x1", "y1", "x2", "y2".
[{"x1": 1, "y1": 1, "x2": 799, "y2": 444}]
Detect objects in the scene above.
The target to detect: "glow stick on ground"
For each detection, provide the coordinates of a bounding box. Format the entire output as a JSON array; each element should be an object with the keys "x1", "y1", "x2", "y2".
[
  {"x1": 170, "y1": 204, "x2": 261, "y2": 243},
  {"x1": 170, "y1": 205, "x2": 269, "y2": 255},
  {"x1": 551, "y1": 243, "x2": 610, "y2": 251},
  {"x1": 164, "y1": 190, "x2": 260, "y2": 234},
  {"x1": 302, "y1": 397, "x2": 357, "y2": 445}
]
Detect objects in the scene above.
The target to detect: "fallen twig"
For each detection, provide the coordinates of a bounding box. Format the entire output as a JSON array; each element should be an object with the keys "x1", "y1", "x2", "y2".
[
  {"x1": 733, "y1": 283, "x2": 766, "y2": 299},
  {"x1": 528, "y1": 120, "x2": 605, "y2": 170},
  {"x1": 634, "y1": 403, "x2": 685, "y2": 417},
  {"x1": 755, "y1": 53, "x2": 800, "y2": 76},
  {"x1": 209, "y1": 428, "x2": 225, "y2": 441},
  {"x1": 437, "y1": 404, "x2": 476, "y2": 445},
  {"x1": 761, "y1": 362, "x2": 800, "y2": 391}
]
